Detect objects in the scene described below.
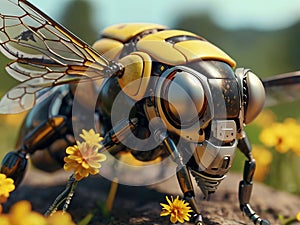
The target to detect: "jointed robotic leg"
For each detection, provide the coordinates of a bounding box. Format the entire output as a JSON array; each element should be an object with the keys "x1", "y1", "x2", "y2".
[
  {"x1": 238, "y1": 132, "x2": 270, "y2": 225},
  {"x1": 158, "y1": 132, "x2": 203, "y2": 225},
  {"x1": 1, "y1": 116, "x2": 67, "y2": 186}
]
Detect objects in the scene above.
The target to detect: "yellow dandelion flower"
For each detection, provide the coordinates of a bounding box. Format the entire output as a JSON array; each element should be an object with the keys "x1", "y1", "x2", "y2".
[
  {"x1": 0, "y1": 201, "x2": 75, "y2": 225},
  {"x1": 0, "y1": 216, "x2": 10, "y2": 225},
  {"x1": 8, "y1": 200, "x2": 47, "y2": 225},
  {"x1": 80, "y1": 129, "x2": 103, "y2": 148},
  {"x1": 296, "y1": 211, "x2": 300, "y2": 221},
  {"x1": 160, "y1": 196, "x2": 193, "y2": 224},
  {"x1": 0, "y1": 174, "x2": 15, "y2": 201},
  {"x1": 64, "y1": 142, "x2": 106, "y2": 181},
  {"x1": 259, "y1": 118, "x2": 300, "y2": 155},
  {"x1": 46, "y1": 211, "x2": 75, "y2": 225},
  {"x1": 259, "y1": 122, "x2": 291, "y2": 153},
  {"x1": 252, "y1": 145, "x2": 272, "y2": 181},
  {"x1": 283, "y1": 118, "x2": 300, "y2": 157}
]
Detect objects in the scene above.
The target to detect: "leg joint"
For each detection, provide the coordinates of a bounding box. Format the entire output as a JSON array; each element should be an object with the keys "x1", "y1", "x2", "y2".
[{"x1": 239, "y1": 181, "x2": 253, "y2": 206}]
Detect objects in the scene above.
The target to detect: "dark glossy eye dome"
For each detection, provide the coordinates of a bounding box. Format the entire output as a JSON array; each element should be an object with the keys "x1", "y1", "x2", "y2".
[
  {"x1": 161, "y1": 70, "x2": 205, "y2": 127},
  {"x1": 243, "y1": 71, "x2": 265, "y2": 124}
]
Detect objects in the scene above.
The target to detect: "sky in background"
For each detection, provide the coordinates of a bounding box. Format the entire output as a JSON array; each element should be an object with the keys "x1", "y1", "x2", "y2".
[{"x1": 29, "y1": 0, "x2": 300, "y2": 31}]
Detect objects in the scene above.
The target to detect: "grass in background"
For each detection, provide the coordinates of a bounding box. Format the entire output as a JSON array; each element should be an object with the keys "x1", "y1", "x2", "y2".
[
  {"x1": 232, "y1": 109, "x2": 300, "y2": 195},
  {"x1": 0, "y1": 113, "x2": 27, "y2": 159}
]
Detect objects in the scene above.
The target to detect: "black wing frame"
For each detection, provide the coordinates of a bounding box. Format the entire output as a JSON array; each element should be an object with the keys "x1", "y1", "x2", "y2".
[
  {"x1": 0, "y1": 0, "x2": 122, "y2": 113},
  {"x1": 263, "y1": 71, "x2": 300, "y2": 107}
]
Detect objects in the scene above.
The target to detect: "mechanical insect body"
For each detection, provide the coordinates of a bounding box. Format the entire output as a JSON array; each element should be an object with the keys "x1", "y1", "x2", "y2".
[{"x1": 0, "y1": 1, "x2": 299, "y2": 224}]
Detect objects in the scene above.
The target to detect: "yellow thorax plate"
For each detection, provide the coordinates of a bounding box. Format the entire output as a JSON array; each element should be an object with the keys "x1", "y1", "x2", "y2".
[
  {"x1": 92, "y1": 38, "x2": 124, "y2": 60},
  {"x1": 118, "y1": 52, "x2": 152, "y2": 100},
  {"x1": 174, "y1": 40, "x2": 236, "y2": 68},
  {"x1": 102, "y1": 23, "x2": 167, "y2": 42},
  {"x1": 137, "y1": 30, "x2": 236, "y2": 67}
]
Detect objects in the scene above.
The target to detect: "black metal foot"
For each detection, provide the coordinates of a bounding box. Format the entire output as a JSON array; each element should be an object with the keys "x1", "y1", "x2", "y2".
[
  {"x1": 191, "y1": 213, "x2": 204, "y2": 225},
  {"x1": 242, "y1": 204, "x2": 270, "y2": 225}
]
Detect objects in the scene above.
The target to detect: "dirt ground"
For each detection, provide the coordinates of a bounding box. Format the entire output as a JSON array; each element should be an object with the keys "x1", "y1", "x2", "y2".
[{"x1": 3, "y1": 168, "x2": 300, "y2": 225}]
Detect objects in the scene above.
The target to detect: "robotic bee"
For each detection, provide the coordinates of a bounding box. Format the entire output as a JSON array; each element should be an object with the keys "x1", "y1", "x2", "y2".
[{"x1": 0, "y1": 0, "x2": 300, "y2": 224}]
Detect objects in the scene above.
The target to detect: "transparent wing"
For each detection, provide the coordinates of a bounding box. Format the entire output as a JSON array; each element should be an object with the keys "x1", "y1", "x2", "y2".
[
  {"x1": 0, "y1": 0, "x2": 120, "y2": 113},
  {"x1": 263, "y1": 71, "x2": 300, "y2": 107},
  {"x1": 0, "y1": 83, "x2": 61, "y2": 113}
]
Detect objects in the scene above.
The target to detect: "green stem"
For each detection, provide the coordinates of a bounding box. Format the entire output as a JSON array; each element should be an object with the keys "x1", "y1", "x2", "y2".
[
  {"x1": 45, "y1": 174, "x2": 78, "y2": 216},
  {"x1": 280, "y1": 217, "x2": 297, "y2": 225},
  {"x1": 77, "y1": 213, "x2": 94, "y2": 225}
]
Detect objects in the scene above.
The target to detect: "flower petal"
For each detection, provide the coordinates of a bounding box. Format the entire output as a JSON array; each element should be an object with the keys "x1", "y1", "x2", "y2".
[
  {"x1": 160, "y1": 195, "x2": 192, "y2": 224},
  {"x1": 160, "y1": 210, "x2": 170, "y2": 217}
]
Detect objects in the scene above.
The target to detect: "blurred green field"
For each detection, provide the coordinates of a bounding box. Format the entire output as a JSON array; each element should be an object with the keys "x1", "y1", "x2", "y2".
[
  {"x1": 0, "y1": 55, "x2": 23, "y2": 159},
  {"x1": 232, "y1": 112, "x2": 300, "y2": 195}
]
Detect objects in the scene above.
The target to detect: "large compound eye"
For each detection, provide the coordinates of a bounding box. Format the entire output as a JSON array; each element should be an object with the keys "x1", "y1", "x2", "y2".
[
  {"x1": 243, "y1": 71, "x2": 265, "y2": 124},
  {"x1": 161, "y1": 70, "x2": 205, "y2": 127}
]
